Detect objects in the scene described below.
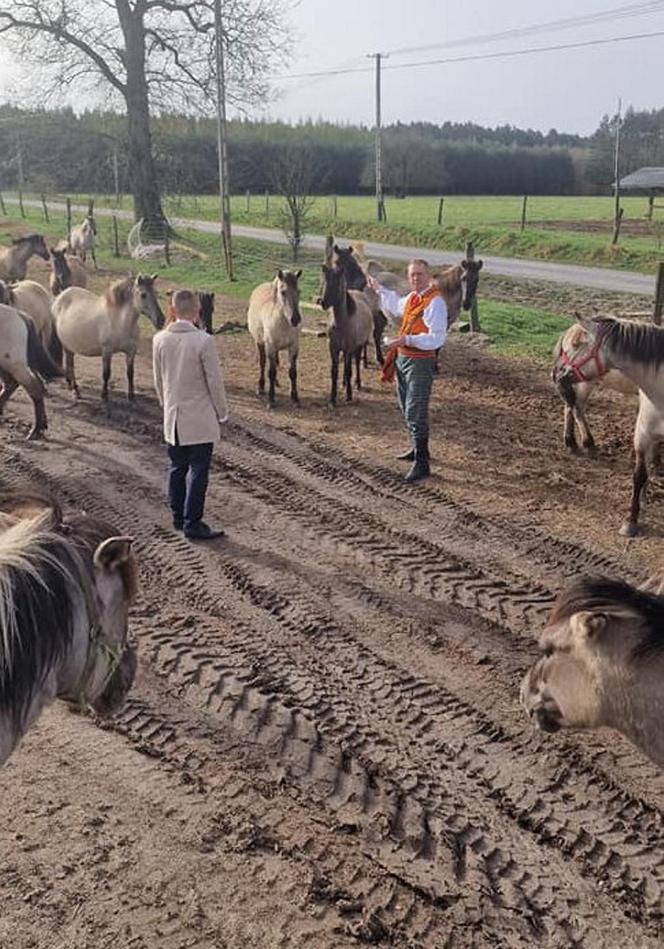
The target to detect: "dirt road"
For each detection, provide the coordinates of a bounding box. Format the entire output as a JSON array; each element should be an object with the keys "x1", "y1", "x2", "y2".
[{"x1": 1, "y1": 301, "x2": 663, "y2": 948}]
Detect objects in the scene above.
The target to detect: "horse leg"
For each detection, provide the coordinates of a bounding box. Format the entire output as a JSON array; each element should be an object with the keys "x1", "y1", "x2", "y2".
[
  {"x1": 0, "y1": 370, "x2": 18, "y2": 416},
  {"x1": 267, "y1": 352, "x2": 278, "y2": 407},
  {"x1": 362, "y1": 343, "x2": 369, "y2": 369},
  {"x1": 433, "y1": 347, "x2": 441, "y2": 375},
  {"x1": 344, "y1": 353, "x2": 353, "y2": 402},
  {"x1": 288, "y1": 345, "x2": 300, "y2": 405},
  {"x1": 101, "y1": 352, "x2": 112, "y2": 407},
  {"x1": 374, "y1": 312, "x2": 386, "y2": 366},
  {"x1": 620, "y1": 449, "x2": 648, "y2": 537},
  {"x1": 12, "y1": 368, "x2": 47, "y2": 440},
  {"x1": 126, "y1": 351, "x2": 135, "y2": 401},
  {"x1": 91, "y1": 246, "x2": 98, "y2": 270},
  {"x1": 257, "y1": 342, "x2": 266, "y2": 396},
  {"x1": 329, "y1": 342, "x2": 339, "y2": 406},
  {"x1": 354, "y1": 348, "x2": 362, "y2": 391},
  {"x1": 572, "y1": 382, "x2": 595, "y2": 453},
  {"x1": 65, "y1": 350, "x2": 80, "y2": 399},
  {"x1": 563, "y1": 405, "x2": 579, "y2": 453}
]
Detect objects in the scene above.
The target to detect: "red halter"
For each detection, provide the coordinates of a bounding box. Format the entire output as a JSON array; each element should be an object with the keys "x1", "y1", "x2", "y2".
[{"x1": 558, "y1": 328, "x2": 608, "y2": 383}]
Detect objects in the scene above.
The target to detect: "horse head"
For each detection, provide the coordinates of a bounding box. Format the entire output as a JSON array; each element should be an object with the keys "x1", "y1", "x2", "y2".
[
  {"x1": 320, "y1": 264, "x2": 347, "y2": 312},
  {"x1": 0, "y1": 279, "x2": 12, "y2": 305},
  {"x1": 332, "y1": 244, "x2": 367, "y2": 291},
  {"x1": 461, "y1": 258, "x2": 483, "y2": 311},
  {"x1": 134, "y1": 274, "x2": 165, "y2": 330},
  {"x1": 275, "y1": 269, "x2": 302, "y2": 327},
  {"x1": 50, "y1": 247, "x2": 71, "y2": 288},
  {"x1": 13, "y1": 234, "x2": 49, "y2": 261}
]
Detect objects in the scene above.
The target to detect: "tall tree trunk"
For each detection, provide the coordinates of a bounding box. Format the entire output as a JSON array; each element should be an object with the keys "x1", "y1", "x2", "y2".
[{"x1": 117, "y1": 0, "x2": 165, "y2": 231}]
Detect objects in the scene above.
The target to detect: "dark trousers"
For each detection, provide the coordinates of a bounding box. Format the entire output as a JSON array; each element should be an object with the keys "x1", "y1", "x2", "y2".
[
  {"x1": 167, "y1": 440, "x2": 213, "y2": 528},
  {"x1": 396, "y1": 354, "x2": 435, "y2": 442}
]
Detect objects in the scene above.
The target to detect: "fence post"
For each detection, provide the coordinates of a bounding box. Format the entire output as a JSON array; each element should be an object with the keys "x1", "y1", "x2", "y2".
[
  {"x1": 40, "y1": 193, "x2": 49, "y2": 222},
  {"x1": 0, "y1": 192, "x2": 6, "y2": 216},
  {"x1": 18, "y1": 189, "x2": 25, "y2": 218},
  {"x1": 164, "y1": 226, "x2": 171, "y2": 266},
  {"x1": 332, "y1": 195, "x2": 338, "y2": 218},
  {"x1": 612, "y1": 206, "x2": 624, "y2": 245},
  {"x1": 437, "y1": 197, "x2": 445, "y2": 226},
  {"x1": 112, "y1": 215, "x2": 120, "y2": 257},
  {"x1": 324, "y1": 234, "x2": 334, "y2": 266},
  {"x1": 66, "y1": 197, "x2": 72, "y2": 240},
  {"x1": 245, "y1": 189, "x2": 251, "y2": 213},
  {"x1": 648, "y1": 195, "x2": 655, "y2": 221},
  {"x1": 379, "y1": 199, "x2": 387, "y2": 222},
  {"x1": 87, "y1": 198, "x2": 94, "y2": 217},
  {"x1": 653, "y1": 262, "x2": 664, "y2": 325},
  {"x1": 264, "y1": 189, "x2": 269, "y2": 217},
  {"x1": 520, "y1": 194, "x2": 528, "y2": 232},
  {"x1": 465, "y1": 240, "x2": 481, "y2": 333}
]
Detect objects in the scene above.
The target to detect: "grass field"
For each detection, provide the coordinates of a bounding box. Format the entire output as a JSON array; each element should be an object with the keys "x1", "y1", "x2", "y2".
[
  {"x1": 52, "y1": 191, "x2": 660, "y2": 275},
  {"x1": 0, "y1": 203, "x2": 572, "y2": 362}
]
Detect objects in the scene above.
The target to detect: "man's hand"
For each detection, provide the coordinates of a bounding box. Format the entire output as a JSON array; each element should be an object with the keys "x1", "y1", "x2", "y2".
[
  {"x1": 218, "y1": 415, "x2": 229, "y2": 424},
  {"x1": 385, "y1": 335, "x2": 406, "y2": 350},
  {"x1": 366, "y1": 274, "x2": 380, "y2": 292}
]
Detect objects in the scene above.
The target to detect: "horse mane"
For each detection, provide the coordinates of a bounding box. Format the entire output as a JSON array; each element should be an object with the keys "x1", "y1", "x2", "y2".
[
  {"x1": 106, "y1": 277, "x2": 134, "y2": 308},
  {"x1": 0, "y1": 511, "x2": 87, "y2": 725},
  {"x1": 548, "y1": 574, "x2": 664, "y2": 660},
  {"x1": 600, "y1": 317, "x2": 664, "y2": 367},
  {"x1": 435, "y1": 265, "x2": 464, "y2": 291}
]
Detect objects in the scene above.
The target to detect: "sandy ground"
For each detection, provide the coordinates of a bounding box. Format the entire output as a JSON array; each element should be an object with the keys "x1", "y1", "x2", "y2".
[{"x1": 1, "y1": 267, "x2": 664, "y2": 948}]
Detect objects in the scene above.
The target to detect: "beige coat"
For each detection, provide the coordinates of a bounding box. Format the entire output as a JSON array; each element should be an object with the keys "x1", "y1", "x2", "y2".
[{"x1": 152, "y1": 321, "x2": 229, "y2": 446}]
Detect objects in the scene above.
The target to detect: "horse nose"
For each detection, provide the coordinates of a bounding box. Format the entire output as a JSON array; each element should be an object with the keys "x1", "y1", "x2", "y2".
[
  {"x1": 534, "y1": 704, "x2": 562, "y2": 733},
  {"x1": 291, "y1": 311, "x2": 302, "y2": 327}
]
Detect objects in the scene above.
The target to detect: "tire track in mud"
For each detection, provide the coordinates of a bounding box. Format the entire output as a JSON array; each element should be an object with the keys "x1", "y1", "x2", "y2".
[{"x1": 3, "y1": 446, "x2": 664, "y2": 945}]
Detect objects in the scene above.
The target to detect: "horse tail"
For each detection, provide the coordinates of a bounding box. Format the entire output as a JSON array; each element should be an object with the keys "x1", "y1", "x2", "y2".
[
  {"x1": 20, "y1": 313, "x2": 65, "y2": 381},
  {"x1": 48, "y1": 327, "x2": 63, "y2": 368}
]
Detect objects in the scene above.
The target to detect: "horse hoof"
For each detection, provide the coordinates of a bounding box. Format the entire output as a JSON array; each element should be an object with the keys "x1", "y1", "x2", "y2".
[
  {"x1": 619, "y1": 521, "x2": 639, "y2": 538},
  {"x1": 26, "y1": 429, "x2": 44, "y2": 442}
]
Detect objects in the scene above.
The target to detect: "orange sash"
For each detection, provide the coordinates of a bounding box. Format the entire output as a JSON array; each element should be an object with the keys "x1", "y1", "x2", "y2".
[{"x1": 379, "y1": 286, "x2": 439, "y2": 383}]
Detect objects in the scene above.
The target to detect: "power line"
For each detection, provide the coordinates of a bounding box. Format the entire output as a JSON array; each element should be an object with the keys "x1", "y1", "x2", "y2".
[
  {"x1": 385, "y1": 0, "x2": 664, "y2": 58},
  {"x1": 272, "y1": 29, "x2": 664, "y2": 83}
]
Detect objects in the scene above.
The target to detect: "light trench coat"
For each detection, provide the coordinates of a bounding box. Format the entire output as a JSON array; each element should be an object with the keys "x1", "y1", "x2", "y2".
[{"x1": 152, "y1": 320, "x2": 229, "y2": 446}]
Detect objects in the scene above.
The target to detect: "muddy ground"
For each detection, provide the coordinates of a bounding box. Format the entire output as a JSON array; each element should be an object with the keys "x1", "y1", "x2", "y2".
[{"x1": 1, "y1": 267, "x2": 664, "y2": 949}]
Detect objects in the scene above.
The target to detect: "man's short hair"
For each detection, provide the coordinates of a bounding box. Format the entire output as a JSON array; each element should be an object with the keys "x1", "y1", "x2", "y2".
[
  {"x1": 408, "y1": 258, "x2": 430, "y2": 271},
  {"x1": 172, "y1": 289, "x2": 197, "y2": 316}
]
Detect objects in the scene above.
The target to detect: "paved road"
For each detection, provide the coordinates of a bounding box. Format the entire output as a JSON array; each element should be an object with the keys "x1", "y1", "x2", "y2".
[{"x1": 9, "y1": 196, "x2": 654, "y2": 296}]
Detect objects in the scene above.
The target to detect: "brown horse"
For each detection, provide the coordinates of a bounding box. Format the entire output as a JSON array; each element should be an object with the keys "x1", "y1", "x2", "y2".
[
  {"x1": 563, "y1": 314, "x2": 664, "y2": 536},
  {"x1": 0, "y1": 235, "x2": 49, "y2": 282},
  {"x1": 320, "y1": 264, "x2": 373, "y2": 405},
  {"x1": 331, "y1": 244, "x2": 387, "y2": 367},
  {"x1": 521, "y1": 572, "x2": 664, "y2": 768}
]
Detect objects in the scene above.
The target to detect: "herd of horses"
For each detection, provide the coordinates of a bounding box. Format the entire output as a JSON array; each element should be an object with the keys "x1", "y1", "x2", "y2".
[{"x1": 2, "y1": 220, "x2": 664, "y2": 776}]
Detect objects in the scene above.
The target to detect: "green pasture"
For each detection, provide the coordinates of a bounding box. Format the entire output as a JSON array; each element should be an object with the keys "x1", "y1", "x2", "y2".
[
  {"x1": 1, "y1": 203, "x2": 570, "y2": 363},
  {"x1": 50, "y1": 190, "x2": 661, "y2": 274}
]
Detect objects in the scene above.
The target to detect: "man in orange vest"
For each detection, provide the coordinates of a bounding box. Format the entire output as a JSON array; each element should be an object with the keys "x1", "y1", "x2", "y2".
[{"x1": 368, "y1": 259, "x2": 447, "y2": 482}]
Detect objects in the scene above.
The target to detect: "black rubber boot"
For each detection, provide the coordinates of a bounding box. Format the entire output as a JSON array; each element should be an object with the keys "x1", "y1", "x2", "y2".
[
  {"x1": 404, "y1": 437, "x2": 430, "y2": 483},
  {"x1": 397, "y1": 446, "x2": 415, "y2": 461}
]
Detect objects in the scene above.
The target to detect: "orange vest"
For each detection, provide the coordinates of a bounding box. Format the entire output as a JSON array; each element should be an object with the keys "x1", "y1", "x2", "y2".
[{"x1": 397, "y1": 286, "x2": 440, "y2": 358}]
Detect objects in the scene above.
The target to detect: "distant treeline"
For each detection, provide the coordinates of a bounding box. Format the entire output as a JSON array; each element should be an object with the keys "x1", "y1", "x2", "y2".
[{"x1": 0, "y1": 104, "x2": 661, "y2": 198}]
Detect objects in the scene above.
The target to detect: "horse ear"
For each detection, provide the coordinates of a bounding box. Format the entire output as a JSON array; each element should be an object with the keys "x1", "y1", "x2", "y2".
[
  {"x1": 572, "y1": 610, "x2": 607, "y2": 642},
  {"x1": 277, "y1": 269, "x2": 284, "y2": 280},
  {"x1": 295, "y1": 269, "x2": 302, "y2": 281},
  {"x1": 150, "y1": 273, "x2": 158, "y2": 282},
  {"x1": 477, "y1": 260, "x2": 484, "y2": 270},
  {"x1": 321, "y1": 264, "x2": 328, "y2": 273},
  {"x1": 333, "y1": 244, "x2": 340, "y2": 253},
  {"x1": 348, "y1": 246, "x2": 353, "y2": 253},
  {"x1": 461, "y1": 259, "x2": 468, "y2": 268},
  {"x1": 94, "y1": 535, "x2": 134, "y2": 571}
]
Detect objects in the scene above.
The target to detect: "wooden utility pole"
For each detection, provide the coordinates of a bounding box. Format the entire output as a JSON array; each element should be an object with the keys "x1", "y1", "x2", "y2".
[
  {"x1": 465, "y1": 240, "x2": 481, "y2": 333},
  {"x1": 112, "y1": 146, "x2": 120, "y2": 205},
  {"x1": 368, "y1": 52, "x2": 388, "y2": 222},
  {"x1": 16, "y1": 135, "x2": 25, "y2": 218},
  {"x1": 214, "y1": 0, "x2": 234, "y2": 279},
  {"x1": 612, "y1": 97, "x2": 622, "y2": 245},
  {"x1": 521, "y1": 194, "x2": 528, "y2": 231}
]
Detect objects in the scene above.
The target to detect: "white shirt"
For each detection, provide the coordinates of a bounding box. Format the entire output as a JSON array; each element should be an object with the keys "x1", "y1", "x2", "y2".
[{"x1": 375, "y1": 284, "x2": 447, "y2": 351}]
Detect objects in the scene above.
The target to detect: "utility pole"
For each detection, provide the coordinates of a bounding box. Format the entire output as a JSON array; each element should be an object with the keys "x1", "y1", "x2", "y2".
[
  {"x1": 15, "y1": 134, "x2": 24, "y2": 190},
  {"x1": 612, "y1": 97, "x2": 623, "y2": 245},
  {"x1": 112, "y1": 145, "x2": 120, "y2": 205},
  {"x1": 368, "y1": 52, "x2": 388, "y2": 222},
  {"x1": 214, "y1": 0, "x2": 234, "y2": 279}
]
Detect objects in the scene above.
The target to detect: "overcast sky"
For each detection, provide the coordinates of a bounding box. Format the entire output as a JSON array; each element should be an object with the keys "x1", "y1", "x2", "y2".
[
  {"x1": 0, "y1": 0, "x2": 662, "y2": 134},
  {"x1": 263, "y1": 0, "x2": 664, "y2": 133}
]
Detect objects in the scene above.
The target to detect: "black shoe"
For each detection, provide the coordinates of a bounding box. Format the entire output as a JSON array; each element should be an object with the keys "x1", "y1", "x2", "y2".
[
  {"x1": 184, "y1": 520, "x2": 225, "y2": 540},
  {"x1": 397, "y1": 447, "x2": 415, "y2": 461},
  {"x1": 172, "y1": 517, "x2": 184, "y2": 531},
  {"x1": 404, "y1": 438, "x2": 431, "y2": 483}
]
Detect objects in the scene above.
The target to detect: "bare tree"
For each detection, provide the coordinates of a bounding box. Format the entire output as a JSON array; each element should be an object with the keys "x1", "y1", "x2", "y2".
[
  {"x1": 272, "y1": 147, "x2": 317, "y2": 262},
  {"x1": 0, "y1": 0, "x2": 291, "y2": 229}
]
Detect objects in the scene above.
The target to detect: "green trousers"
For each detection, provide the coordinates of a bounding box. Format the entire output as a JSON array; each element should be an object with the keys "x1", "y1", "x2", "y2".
[{"x1": 396, "y1": 354, "x2": 435, "y2": 442}]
